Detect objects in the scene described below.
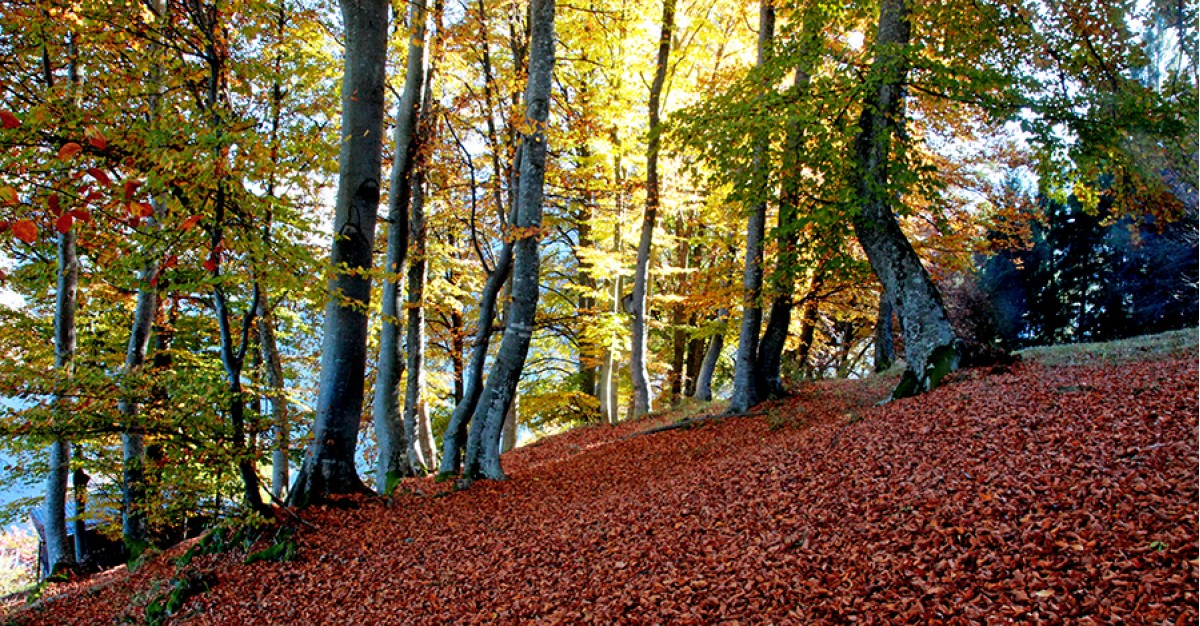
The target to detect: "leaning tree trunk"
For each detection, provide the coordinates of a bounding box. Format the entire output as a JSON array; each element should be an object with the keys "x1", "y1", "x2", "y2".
[
  {"x1": 850, "y1": 0, "x2": 958, "y2": 398},
  {"x1": 45, "y1": 220, "x2": 79, "y2": 577},
  {"x1": 462, "y1": 0, "x2": 556, "y2": 480},
  {"x1": 289, "y1": 0, "x2": 390, "y2": 505},
  {"x1": 727, "y1": 0, "x2": 775, "y2": 414},
  {"x1": 692, "y1": 307, "x2": 728, "y2": 402},
  {"x1": 629, "y1": 0, "x2": 675, "y2": 418},
  {"x1": 373, "y1": 0, "x2": 429, "y2": 491}
]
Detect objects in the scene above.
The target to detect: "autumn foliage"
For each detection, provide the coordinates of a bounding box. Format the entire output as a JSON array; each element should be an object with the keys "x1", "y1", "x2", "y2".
[{"x1": 5, "y1": 347, "x2": 1195, "y2": 625}]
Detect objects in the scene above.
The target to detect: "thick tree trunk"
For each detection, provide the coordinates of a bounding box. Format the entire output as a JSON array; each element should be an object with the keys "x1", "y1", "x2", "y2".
[
  {"x1": 728, "y1": 0, "x2": 775, "y2": 414},
  {"x1": 373, "y1": 0, "x2": 429, "y2": 491},
  {"x1": 851, "y1": 0, "x2": 958, "y2": 398},
  {"x1": 630, "y1": 0, "x2": 675, "y2": 418},
  {"x1": 462, "y1": 0, "x2": 555, "y2": 480},
  {"x1": 289, "y1": 0, "x2": 389, "y2": 505},
  {"x1": 693, "y1": 307, "x2": 727, "y2": 402},
  {"x1": 256, "y1": 297, "x2": 290, "y2": 499},
  {"x1": 874, "y1": 290, "x2": 895, "y2": 372},
  {"x1": 71, "y1": 445, "x2": 88, "y2": 565}
]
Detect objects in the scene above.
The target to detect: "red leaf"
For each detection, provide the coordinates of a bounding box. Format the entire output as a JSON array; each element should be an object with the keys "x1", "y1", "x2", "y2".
[
  {"x1": 57, "y1": 142, "x2": 83, "y2": 161},
  {"x1": 11, "y1": 219, "x2": 36, "y2": 243},
  {"x1": 87, "y1": 167, "x2": 111, "y2": 187},
  {"x1": 85, "y1": 127, "x2": 108, "y2": 150},
  {"x1": 181, "y1": 215, "x2": 203, "y2": 231},
  {"x1": 69, "y1": 209, "x2": 91, "y2": 224},
  {"x1": 47, "y1": 193, "x2": 61, "y2": 215},
  {"x1": 0, "y1": 111, "x2": 19, "y2": 129},
  {"x1": 123, "y1": 179, "x2": 142, "y2": 202},
  {"x1": 162, "y1": 254, "x2": 178, "y2": 270},
  {"x1": 203, "y1": 257, "x2": 218, "y2": 273},
  {"x1": 55, "y1": 213, "x2": 73, "y2": 234}
]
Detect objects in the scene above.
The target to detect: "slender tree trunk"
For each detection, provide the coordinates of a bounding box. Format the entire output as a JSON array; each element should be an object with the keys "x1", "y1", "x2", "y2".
[
  {"x1": 43, "y1": 31, "x2": 79, "y2": 576},
  {"x1": 462, "y1": 0, "x2": 555, "y2": 480},
  {"x1": 728, "y1": 0, "x2": 775, "y2": 414},
  {"x1": 754, "y1": 19, "x2": 819, "y2": 399},
  {"x1": 257, "y1": 297, "x2": 290, "y2": 499},
  {"x1": 794, "y1": 270, "x2": 823, "y2": 378},
  {"x1": 598, "y1": 155, "x2": 623, "y2": 424},
  {"x1": 668, "y1": 216, "x2": 688, "y2": 403},
  {"x1": 851, "y1": 0, "x2": 958, "y2": 397},
  {"x1": 289, "y1": 0, "x2": 390, "y2": 505},
  {"x1": 693, "y1": 307, "x2": 727, "y2": 402},
  {"x1": 630, "y1": 0, "x2": 676, "y2": 418},
  {"x1": 684, "y1": 327, "x2": 704, "y2": 398},
  {"x1": 403, "y1": 166, "x2": 430, "y2": 474},
  {"x1": 71, "y1": 445, "x2": 88, "y2": 565},
  {"x1": 373, "y1": 0, "x2": 429, "y2": 490}
]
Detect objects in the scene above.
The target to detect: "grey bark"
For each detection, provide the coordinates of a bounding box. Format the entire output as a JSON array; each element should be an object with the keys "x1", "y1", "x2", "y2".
[
  {"x1": 289, "y1": 0, "x2": 390, "y2": 505},
  {"x1": 874, "y1": 289, "x2": 895, "y2": 372},
  {"x1": 727, "y1": 0, "x2": 775, "y2": 414},
  {"x1": 373, "y1": 0, "x2": 429, "y2": 491},
  {"x1": 72, "y1": 445, "x2": 88, "y2": 564},
  {"x1": 43, "y1": 91, "x2": 79, "y2": 575},
  {"x1": 630, "y1": 0, "x2": 676, "y2": 418},
  {"x1": 598, "y1": 149, "x2": 624, "y2": 424},
  {"x1": 462, "y1": 0, "x2": 555, "y2": 480},
  {"x1": 500, "y1": 396, "x2": 518, "y2": 453},
  {"x1": 850, "y1": 0, "x2": 959, "y2": 397},
  {"x1": 257, "y1": 297, "x2": 290, "y2": 499},
  {"x1": 692, "y1": 307, "x2": 727, "y2": 402}
]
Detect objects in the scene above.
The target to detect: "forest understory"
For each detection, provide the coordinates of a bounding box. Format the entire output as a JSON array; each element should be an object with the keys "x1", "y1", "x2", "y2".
[{"x1": 4, "y1": 334, "x2": 1196, "y2": 625}]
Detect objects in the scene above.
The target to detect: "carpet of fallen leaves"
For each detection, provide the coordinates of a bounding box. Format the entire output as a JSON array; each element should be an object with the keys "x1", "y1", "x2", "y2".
[{"x1": 8, "y1": 353, "x2": 1197, "y2": 625}]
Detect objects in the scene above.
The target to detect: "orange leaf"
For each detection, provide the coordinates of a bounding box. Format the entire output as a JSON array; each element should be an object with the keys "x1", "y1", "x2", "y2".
[
  {"x1": 55, "y1": 213, "x2": 73, "y2": 234},
  {"x1": 181, "y1": 215, "x2": 203, "y2": 230},
  {"x1": 87, "y1": 167, "x2": 111, "y2": 187},
  {"x1": 0, "y1": 186, "x2": 17, "y2": 206},
  {"x1": 12, "y1": 219, "x2": 36, "y2": 243},
  {"x1": 132, "y1": 202, "x2": 154, "y2": 218},
  {"x1": 85, "y1": 127, "x2": 107, "y2": 150},
  {"x1": 57, "y1": 142, "x2": 83, "y2": 161},
  {"x1": 0, "y1": 111, "x2": 19, "y2": 129}
]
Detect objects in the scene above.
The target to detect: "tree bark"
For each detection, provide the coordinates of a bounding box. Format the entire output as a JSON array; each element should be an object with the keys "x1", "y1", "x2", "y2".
[
  {"x1": 257, "y1": 297, "x2": 290, "y2": 499},
  {"x1": 403, "y1": 164, "x2": 430, "y2": 473},
  {"x1": 873, "y1": 289, "x2": 895, "y2": 372},
  {"x1": 630, "y1": 0, "x2": 675, "y2": 418},
  {"x1": 373, "y1": 0, "x2": 429, "y2": 491},
  {"x1": 71, "y1": 445, "x2": 88, "y2": 565},
  {"x1": 693, "y1": 307, "x2": 727, "y2": 402},
  {"x1": 462, "y1": 0, "x2": 555, "y2": 480},
  {"x1": 288, "y1": 0, "x2": 390, "y2": 505},
  {"x1": 850, "y1": 0, "x2": 958, "y2": 398},
  {"x1": 728, "y1": 0, "x2": 775, "y2": 414}
]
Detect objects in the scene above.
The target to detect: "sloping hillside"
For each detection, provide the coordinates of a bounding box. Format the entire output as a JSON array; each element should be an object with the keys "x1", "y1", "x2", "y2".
[{"x1": 6, "y1": 333, "x2": 1197, "y2": 625}]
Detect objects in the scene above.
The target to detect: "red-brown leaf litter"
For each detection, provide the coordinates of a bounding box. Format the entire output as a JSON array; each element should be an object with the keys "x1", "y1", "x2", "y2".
[{"x1": 6, "y1": 351, "x2": 1197, "y2": 624}]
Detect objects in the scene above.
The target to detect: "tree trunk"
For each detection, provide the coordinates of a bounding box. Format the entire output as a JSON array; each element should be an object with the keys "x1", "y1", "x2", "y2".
[
  {"x1": 850, "y1": 0, "x2": 958, "y2": 398},
  {"x1": 288, "y1": 0, "x2": 389, "y2": 505},
  {"x1": 500, "y1": 396, "x2": 518, "y2": 453},
  {"x1": 462, "y1": 0, "x2": 555, "y2": 480},
  {"x1": 874, "y1": 289, "x2": 895, "y2": 372},
  {"x1": 373, "y1": 0, "x2": 429, "y2": 491},
  {"x1": 257, "y1": 297, "x2": 290, "y2": 499},
  {"x1": 403, "y1": 165, "x2": 430, "y2": 474},
  {"x1": 630, "y1": 0, "x2": 675, "y2": 418},
  {"x1": 693, "y1": 307, "x2": 727, "y2": 402},
  {"x1": 119, "y1": 262, "x2": 157, "y2": 552},
  {"x1": 45, "y1": 189, "x2": 79, "y2": 577},
  {"x1": 728, "y1": 0, "x2": 775, "y2": 414},
  {"x1": 794, "y1": 271, "x2": 823, "y2": 378},
  {"x1": 71, "y1": 445, "x2": 88, "y2": 565}
]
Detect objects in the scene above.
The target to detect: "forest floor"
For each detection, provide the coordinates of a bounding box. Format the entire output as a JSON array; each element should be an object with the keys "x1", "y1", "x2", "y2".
[{"x1": 4, "y1": 330, "x2": 1197, "y2": 625}]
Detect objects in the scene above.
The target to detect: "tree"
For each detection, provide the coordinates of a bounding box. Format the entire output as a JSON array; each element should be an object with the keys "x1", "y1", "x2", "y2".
[
  {"x1": 629, "y1": 0, "x2": 675, "y2": 418},
  {"x1": 289, "y1": 0, "x2": 391, "y2": 504},
  {"x1": 461, "y1": 0, "x2": 556, "y2": 480},
  {"x1": 850, "y1": 0, "x2": 958, "y2": 397}
]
